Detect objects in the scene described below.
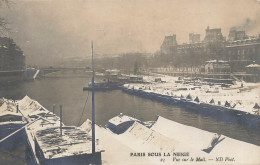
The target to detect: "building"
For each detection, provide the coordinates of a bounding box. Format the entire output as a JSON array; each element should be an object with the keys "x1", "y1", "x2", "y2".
[
  {"x1": 160, "y1": 27, "x2": 226, "y2": 59},
  {"x1": 160, "y1": 35, "x2": 178, "y2": 55},
  {"x1": 245, "y1": 64, "x2": 260, "y2": 82},
  {"x1": 204, "y1": 60, "x2": 230, "y2": 73},
  {"x1": 203, "y1": 26, "x2": 225, "y2": 42},
  {"x1": 200, "y1": 60, "x2": 233, "y2": 84},
  {"x1": 177, "y1": 42, "x2": 205, "y2": 55},
  {"x1": 228, "y1": 29, "x2": 247, "y2": 41},
  {"x1": 226, "y1": 37, "x2": 260, "y2": 72},
  {"x1": 158, "y1": 27, "x2": 260, "y2": 82},
  {"x1": 159, "y1": 27, "x2": 259, "y2": 75},
  {"x1": 189, "y1": 33, "x2": 200, "y2": 43}
]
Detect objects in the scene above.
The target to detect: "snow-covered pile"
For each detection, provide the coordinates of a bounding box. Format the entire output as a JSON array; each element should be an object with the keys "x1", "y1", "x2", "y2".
[
  {"x1": 18, "y1": 95, "x2": 49, "y2": 118},
  {"x1": 118, "y1": 121, "x2": 177, "y2": 152},
  {"x1": 81, "y1": 120, "x2": 157, "y2": 165},
  {"x1": 210, "y1": 136, "x2": 260, "y2": 164},
  {"x1": 80, "y1": 119, "x2": 92, "y2": 133},
  {"x1": 152, "y1": 116, "x2": 260, "y2": 164},
  {"x1": 0, "y1": 98, "x2": 22, "y2": 120},
  {"x1": 108, "y1": 114, "x2": 139, "y2": 126},
  {"x1": 35, "y1": 126, "x2": 103, "y2": 159},
  {"x1": 0, "y1": 98, "x2": 17, "y2": 114},
  {"x1": 108, "y1": 121, "x2": 209, "y2": 164},
  {"x1": 151, "y1": 116, "x2": 217, "y2": 151}
]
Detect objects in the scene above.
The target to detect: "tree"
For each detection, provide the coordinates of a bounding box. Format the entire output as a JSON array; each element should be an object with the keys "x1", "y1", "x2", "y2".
[
  {"x1": 134, "y1": 61, "x2": 139, "y2": 74},
  {"x1": 0, "y1": 0, "x2": 9, "y2": 35},
  {"x1": 0, "y1": 18, "x2": 8, "y2": 34}
]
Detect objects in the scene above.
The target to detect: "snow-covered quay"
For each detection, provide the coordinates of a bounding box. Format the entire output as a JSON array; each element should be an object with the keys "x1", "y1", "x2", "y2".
[{"x1": 122, "y1": 75, "x2": 260, "y2": 126}]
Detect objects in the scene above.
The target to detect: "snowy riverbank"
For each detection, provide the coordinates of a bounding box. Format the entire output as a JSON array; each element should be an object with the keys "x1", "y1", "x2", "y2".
[{"x1": 124, "y1": 74, "x2": 260, "y2": 116}]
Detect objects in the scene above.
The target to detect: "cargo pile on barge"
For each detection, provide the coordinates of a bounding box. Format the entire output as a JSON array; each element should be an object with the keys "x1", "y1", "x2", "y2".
[
  {"x1": 0, "y1": 96, "x2": 104, "y2": 165},
  {"x1": 104, "y1": 114, "x2": 260, "y2": 164}
]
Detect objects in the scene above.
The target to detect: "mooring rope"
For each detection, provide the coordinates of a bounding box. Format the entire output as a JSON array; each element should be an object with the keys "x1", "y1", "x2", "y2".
[{"x1": 77, "y1": 91, "x2": 90, "y2": 127}]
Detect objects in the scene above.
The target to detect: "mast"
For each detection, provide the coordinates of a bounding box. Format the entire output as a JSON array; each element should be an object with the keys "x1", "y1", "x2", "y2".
[{"x1": 91, "y1": 41, "x2": 96, "y2": 158}]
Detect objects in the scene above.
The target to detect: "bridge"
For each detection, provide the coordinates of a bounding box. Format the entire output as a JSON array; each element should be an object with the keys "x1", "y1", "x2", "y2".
[
  {"x1": 41, "y1": 66, "x2": 91, "y2": 72},
  {"x1": 38, "y1": 67, "x2": 92, "y2": 77}
]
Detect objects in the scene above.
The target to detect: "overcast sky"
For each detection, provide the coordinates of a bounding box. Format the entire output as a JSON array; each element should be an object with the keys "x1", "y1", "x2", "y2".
[{"x1": 1, "y1": 0, "x2": 260, "y2": 65}]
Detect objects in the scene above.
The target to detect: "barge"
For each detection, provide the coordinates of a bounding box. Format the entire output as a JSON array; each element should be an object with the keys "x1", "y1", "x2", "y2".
[
  {"x1": 18, "y1": 96, "x2": 104, "y2": 165},
  {"x1": 105, "y1": 114, "x2": 260, "y2": 164},
  {"x1": 83, "y1": 80, "x2": 123, "y2": 91},
  {"x1": 0, "y1": 96, "x2": 104, "y2": 165},
  {"x1": 0, "y1": 98, "x2": 27, "y2": 150}
]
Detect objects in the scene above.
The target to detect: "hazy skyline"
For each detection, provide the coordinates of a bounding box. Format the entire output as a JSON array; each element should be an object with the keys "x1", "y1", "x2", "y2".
[{"x1": 1, "y1": 0, "x2": 260, "y2": 65}]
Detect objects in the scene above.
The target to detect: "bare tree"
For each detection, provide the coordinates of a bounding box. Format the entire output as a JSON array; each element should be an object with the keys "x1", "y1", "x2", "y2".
[
  {"x1": 0, "y1": 18, "x2": 8, "y2": 34},
  {"x1": 0, "y1": 0, "x2": 9, "y2": 35}
]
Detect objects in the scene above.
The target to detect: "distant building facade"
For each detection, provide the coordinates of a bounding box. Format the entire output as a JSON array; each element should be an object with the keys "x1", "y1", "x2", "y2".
[
  {"x1": 203, "y1": 26, "x2": 225, "y2": 42},
  {"x1": 176, "y1": 42, "x2": 204, "y2": 57},
  {"x1": 228, "y1": 29, "x2": 247, "y2": 41},
  {"x1": 225, "y1": 29, "x2": 260, "y2": 72},
  {"x1": 226, "y1": 37, "x2": 260, "y2": 72},
  {"x1": 159, "y1": 27, "x2": 260, "y2": 76},
  {"x1": 245, "y1": 64, "x2": 260, "y2": 82},
  {"x1": 204, "y1": 60, "x2": 230, "y2": 73},
  {"x1": 189, "y1": 33, "x2": 200, "y2": 43},
  {"x1": 160, "y1": 35, "x2": 178, "y2": 55},
  {"x1": 0, "y1": 37, "x2": 25, "y2": 71}
]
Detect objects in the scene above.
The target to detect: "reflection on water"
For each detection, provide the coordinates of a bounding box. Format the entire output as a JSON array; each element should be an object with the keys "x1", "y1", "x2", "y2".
[{"x1": 0, "y1": 77, "x2": 259, "y2": 147}]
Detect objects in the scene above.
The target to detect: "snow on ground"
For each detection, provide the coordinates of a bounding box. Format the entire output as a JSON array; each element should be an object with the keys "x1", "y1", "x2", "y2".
[{"x1": 143, "y1": 74, "x2": 178, "y2": 83}]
